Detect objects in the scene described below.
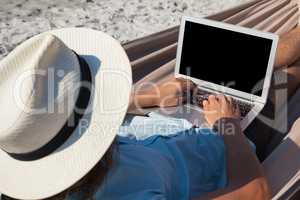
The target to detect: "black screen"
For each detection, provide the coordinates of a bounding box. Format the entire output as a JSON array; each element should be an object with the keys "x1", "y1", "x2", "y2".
[{"x1": 179, "y1": 21, "x2": 273, "y2": 96}]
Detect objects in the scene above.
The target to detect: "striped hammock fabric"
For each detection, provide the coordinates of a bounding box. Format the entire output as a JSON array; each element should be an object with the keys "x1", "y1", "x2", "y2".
[{"x1": 122, "y1": 0, "x2": 300, "y2": 199}]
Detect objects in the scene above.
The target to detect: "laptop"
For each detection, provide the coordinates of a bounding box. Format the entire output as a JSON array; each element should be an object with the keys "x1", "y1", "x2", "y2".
[{"x1": 158, "y1": 16, "x2": 278, "y2": 130}]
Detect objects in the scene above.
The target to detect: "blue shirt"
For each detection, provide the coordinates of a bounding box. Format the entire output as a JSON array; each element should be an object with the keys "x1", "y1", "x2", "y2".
[{"x1": 96, "y1": 128, "x2": 227, "y2": 200}]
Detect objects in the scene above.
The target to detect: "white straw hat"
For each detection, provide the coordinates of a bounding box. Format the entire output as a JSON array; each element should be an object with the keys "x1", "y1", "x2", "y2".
[{"x1": 0, "y1": 28, "x2": 132, "y2": 199}]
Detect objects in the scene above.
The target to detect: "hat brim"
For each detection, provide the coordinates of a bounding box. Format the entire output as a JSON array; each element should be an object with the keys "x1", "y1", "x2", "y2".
[{"x1": 0, "y1": 28, "x2": 132, "y2": 199}]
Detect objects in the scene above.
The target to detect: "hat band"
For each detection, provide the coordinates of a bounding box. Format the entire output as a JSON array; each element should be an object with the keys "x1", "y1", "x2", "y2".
[{"x1": 8, "y1": 53, "x2": 92, "y2": 161}]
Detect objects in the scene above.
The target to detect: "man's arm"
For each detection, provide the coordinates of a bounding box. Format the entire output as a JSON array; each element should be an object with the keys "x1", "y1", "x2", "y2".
[
  {"x1": 127, "y1": 77, "x2": 195, "y2": 111},
  {"x1": 275, "y1": 26, "x2": 300, "y2": 69},
  {"x1": 194, "y1": 95, "x2": 270, "y2": 200},
  {"x1": 128, "y1": 93, "x2": 159, "y2": 111}
]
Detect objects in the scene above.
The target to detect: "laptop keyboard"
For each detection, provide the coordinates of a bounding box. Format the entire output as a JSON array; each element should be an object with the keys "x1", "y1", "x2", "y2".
[{"x1": 191, "y1": 89, "x2": 254, "y2": 118}]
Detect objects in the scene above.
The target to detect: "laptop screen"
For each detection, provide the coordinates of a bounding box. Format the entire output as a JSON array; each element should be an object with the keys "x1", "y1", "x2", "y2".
[{"x1": 179, "y1": 21, "x2": 274, "y2": 96}]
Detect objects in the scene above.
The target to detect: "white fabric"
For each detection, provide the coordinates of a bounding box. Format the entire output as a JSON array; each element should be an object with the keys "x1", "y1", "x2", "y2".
[{"x1": 118, "y1": 112, "x2": 193, "y2": 140}]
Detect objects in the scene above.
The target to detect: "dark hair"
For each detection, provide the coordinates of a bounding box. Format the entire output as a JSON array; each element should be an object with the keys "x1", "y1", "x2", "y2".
[{"x1": 2, "y1": 143, "x2": 115, "y2": 200}]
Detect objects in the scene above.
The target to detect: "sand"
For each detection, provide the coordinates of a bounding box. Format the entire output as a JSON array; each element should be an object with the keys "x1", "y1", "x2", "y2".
[{"x1": 0, "y1": 0, "x2": 250, "y2": 60}]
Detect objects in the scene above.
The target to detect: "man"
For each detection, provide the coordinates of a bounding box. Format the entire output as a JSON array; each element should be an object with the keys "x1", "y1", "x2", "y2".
[
  {"x1": 122, "y1": 78, "x2": 270, "y2": 200},
  {"x1": 5, "y1": 25, "x2": 300, "y2": 200}
]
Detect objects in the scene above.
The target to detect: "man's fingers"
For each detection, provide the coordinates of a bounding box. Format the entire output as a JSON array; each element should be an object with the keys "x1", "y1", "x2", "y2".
[
  {"x1": 217, "y1": 94, "x2": 227, "y2": 104},
  {"x1": 177, "y1": 78, "x2": 196, "y2": 91},
  {"x1": 203, "y1": 100, "x2": 209, "y2": 108},
  {"x1": 180, "y1": 95, "x2": 187, "y2": 104},
  {"x1": 225, "y1": 96, "x2": 233, "y2": 105},
  {"x1": 208, "y1": 95, "x2": 217, "y2": 103}
]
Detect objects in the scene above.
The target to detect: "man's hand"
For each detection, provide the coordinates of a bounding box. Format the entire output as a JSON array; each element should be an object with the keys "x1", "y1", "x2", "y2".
[
  {"x1": 148, "y1": 77, "x2": 196, "y2": 107},
  {"x1": 203, "y1": 94, "x2": 240, "y2": 127},
  {"x1": 195, "y1": 94, "x2": 270, "y2": 200}
]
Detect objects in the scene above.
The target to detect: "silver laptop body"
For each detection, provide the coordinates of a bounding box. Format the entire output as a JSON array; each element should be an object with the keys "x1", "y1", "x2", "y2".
[{"x1": 160, "y1": 16, "x2": 279, "y2": 130}]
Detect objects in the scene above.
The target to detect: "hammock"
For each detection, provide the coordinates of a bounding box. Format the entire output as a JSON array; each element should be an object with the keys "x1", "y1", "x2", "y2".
[{"x1": 122, "y1": 0, "x2": 300, "y2": 199}]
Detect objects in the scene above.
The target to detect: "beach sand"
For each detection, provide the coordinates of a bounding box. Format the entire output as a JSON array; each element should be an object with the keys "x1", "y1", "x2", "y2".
[{"x1": 0, "y1": 0, "x2": 250, "y2": 60}]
